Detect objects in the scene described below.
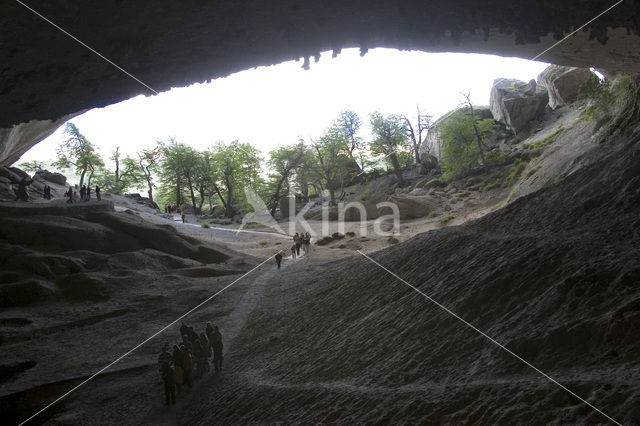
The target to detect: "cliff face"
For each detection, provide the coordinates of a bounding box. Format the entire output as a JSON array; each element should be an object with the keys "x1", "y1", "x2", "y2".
[{"x1": 2, "y1": 0, "x2": 640, "y2": 165}]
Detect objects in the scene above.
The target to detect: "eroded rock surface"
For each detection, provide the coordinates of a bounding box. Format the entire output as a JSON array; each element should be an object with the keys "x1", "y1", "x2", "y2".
[{"x1": 490, "y1": 78, "x2": 549, "y2": 133}]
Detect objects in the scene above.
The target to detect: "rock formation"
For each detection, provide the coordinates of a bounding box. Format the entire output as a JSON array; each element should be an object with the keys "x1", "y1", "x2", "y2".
[
  {"x1": 537, "y1": 65, "x2": 595, "y2": 109},
  {"x1": 490, "y1": 78, "x2": 549, "y2": 134}
]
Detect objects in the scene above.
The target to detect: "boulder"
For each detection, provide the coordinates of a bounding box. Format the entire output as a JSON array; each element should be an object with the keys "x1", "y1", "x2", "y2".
[
  {"x1": 0, "y1": 166, "x2": 22, "y2": 183},
  {"x1": 537, "y1": 65, "x2": 594, "y2": 109},
  {"x1": 39, "y1": 170, "x2": 67, "y2": 186},
  {"x1": 489, "y1": 78, "x2": 548, "y2": 134},
  {"x1": 387, "y1": 194, "x2": 440, "y2": 219}
]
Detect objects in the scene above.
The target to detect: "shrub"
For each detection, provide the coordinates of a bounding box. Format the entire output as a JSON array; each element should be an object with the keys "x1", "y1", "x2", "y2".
[
  {"x1": 529, "y1": 125, "x2": 564, "y2": 150},
  {"x1": 482, "y1": 181, "x2": 501, "y2": 192},
  {"x1": 428, "y1": 210, "x2": 437, "y2": 218},
  {"x1": 200, "y1": 221, "x2": 211, "y2": 228},
  {"x1": 440, "y1": 215, "x2": 455, "y2": 223},
  {"x1": 578, "y1": 74, "x2": 631, "y2": 122},
  {"x1": 260, "y1": 240, "x2": 268, "y2": 246}
]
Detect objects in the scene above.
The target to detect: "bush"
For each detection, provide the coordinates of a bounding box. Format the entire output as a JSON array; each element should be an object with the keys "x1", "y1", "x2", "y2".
[
  {"x1": 260, "y1": 240, "x2": 268, "y2": 246},
  {"x1": 578, "y1": 74, "x2": 631, "y2": 122},
  {"x1": 529, "y1": 125, "x2": 564, "y2": 150},
  {"x1": 440, "y1": 108, "x2": 496, "y2": 180},
  {"x1": 440, "y1": 215, "x2": 455, "y2": 224},
  {"x1": 200, "y1": 221, "x2": 211, "y2": 228}
]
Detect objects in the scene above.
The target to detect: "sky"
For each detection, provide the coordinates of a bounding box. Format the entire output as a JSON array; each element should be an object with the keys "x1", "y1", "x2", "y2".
[{"x1": 19, "y1": 48, "x2": 549, "y2": 166}]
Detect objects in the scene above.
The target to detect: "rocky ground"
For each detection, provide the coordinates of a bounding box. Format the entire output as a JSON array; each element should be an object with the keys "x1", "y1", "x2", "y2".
[{"x1": 1, "y1": 103, "x2": 639, "y2": 424}]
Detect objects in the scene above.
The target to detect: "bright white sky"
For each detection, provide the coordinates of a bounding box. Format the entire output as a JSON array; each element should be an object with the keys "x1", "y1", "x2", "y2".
[{"x1": 20, "y1": 48, "x2": 548, "y2": 165}]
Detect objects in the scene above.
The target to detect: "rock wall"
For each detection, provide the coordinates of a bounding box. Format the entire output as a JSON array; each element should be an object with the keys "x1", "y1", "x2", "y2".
[
  {"x1": 537, "y1": 65, "x2": 594, "y2": 109},
  {"x1": 490, "y1": 78, "x2": 548, "y2": 134}
]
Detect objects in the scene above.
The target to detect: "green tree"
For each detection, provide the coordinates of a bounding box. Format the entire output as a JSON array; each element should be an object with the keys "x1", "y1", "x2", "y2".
[
  {"x1": 440, "y1": 108, "x2": 495, "y2": 180},
  {"x1": 312, "y1": 128, "x2": 351, "y2": 205},
  {"x1": 18, "y1": 160, "x2": 47, "y2": 174},
  {"x1": 53, "y1": 123, "x2": 103, "y2": 187},
  {"x1": 267, "y1": 142, "x2": 306, "y2": 216},
  {"x1": 369, "y1": 112, "x2": 410, "y2": 187},
  {"x1": 401, "y1": 106, "x2": 432, "y2": 164}
]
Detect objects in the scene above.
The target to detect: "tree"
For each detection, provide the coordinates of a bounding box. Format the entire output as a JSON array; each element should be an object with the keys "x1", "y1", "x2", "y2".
[
  {"x1": 53, "y1": 123, "x2": 103, "y2": 188},
  {"x1": 311, "y1": 128, "x2": 351, "y2": 205},
  {"x1": 369, "y1": 112, "x2": 410, "y2": 187},
  {"x1": 461, "y1": 92, "x2": 488, "y2": 165},
  {"x1": 440, "y1": 107, "x2": 496, "y2": 180},
  {"x1": 137, "y1": 147, "x2": 161, "y2": 201},
  {"x1": 267, "y1": 142, "x2": 306, "y2": 216},
  {"x1": 335, "y1": 110, "x2": 363, "y2": 159},
  {"x1": 401, "y1": 106, "x2": 432, "y2": 164},
  {"x1": 18, "y1": 160, "x2": 46, "y2": 173}
]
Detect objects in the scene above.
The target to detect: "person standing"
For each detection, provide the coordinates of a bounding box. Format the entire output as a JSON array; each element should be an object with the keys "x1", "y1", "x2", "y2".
[
  {"x1": 13, "y1": 178, "x2": 31, "y2": 201},
  {"x1": 275, "y1": 251, "x2": 283, "y2": 269},
  {"x1": 95, "y1": 186, "x2": 101, "y2": 201},
  {"x1": 290, "y1": 244, "x2": 297, "y2": 259},
  {"x1": 157, "y1": 344, "x2": 175, "y2": 405},
  {"x1": 212, "y1": 326, "x2": 224, "y2": 373},
  {"x1": 79, "y1": 185, "x2": 86, "y2": 201},
  {"x1": 293, "y1": 233, "x2": 301, "y2": 256},
  {"x1": 86, "y1": 186, "x2": 91, "y2": 201},
  {"x1": 182, "y1": 345, "x2": 193, "y2": 388},
  {"x1": 66, "y1": 186, "x2": 74, "y2": 203},
  {"x1": 181, "y1": 212, "x2": 186, "y2": 223},
  {"x1": 172, "y1": 344, "x2": 184, "y2": 396}
]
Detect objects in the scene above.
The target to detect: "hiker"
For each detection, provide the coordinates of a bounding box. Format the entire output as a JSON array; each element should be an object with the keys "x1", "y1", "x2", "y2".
[
  {"x1": 180, "y1": 322, "x2": 189, "y2": 337},
  {"x1": 43, "y1": 184, "x2": 51, "y2": 200},
  {"x1": 80, "y1": 185, "x2": 86, "y2": 201},
  {"x1": 293, "y1": 233, "x2": 301, "y2": 255},
  {"x1": 161, "y1": 362, "x2": 176, "y2": 406},
  {"x1": 66, "y1": 186, "x2": 74, "y2": 203},
  {"x1": 193, "y1": 338, "x2": 205, "y2": 379},
  {"x1": 13, "y1": 178, "x2": 31, "y2": 201},
  {"x1": 95, "y1": 186, "x2": 101, "y2": 201},
  {"x1": 182, "y1": 344, "x2": 193, "y2": 388},
  {"x1": 211, "y1": 326, "x2": 223, "y2": 373},
  {"x1": 275, "y1": 251, "x2": 283, "y2": 269},
  {"x1": 200, "y1": 332, "x2": 212, "y2": 373},
  {"x1": 181, "y1": 212, "x2": 186, "y2": 223},
  {"x1": 291, "y1": 244, "x2": 297, "y2": 259},
  {"x1": 86, "y1": 186, "x2": 91, "y2": 201},
  {"x1": 172, "y1": 344, "x2": 184, "y2": 396},
  {"x1": 305, "y1": 232, "x2": 312, "y2": 254},
  {"x1": 157, "y1": 344, "x2": 175, "y2": 405}
]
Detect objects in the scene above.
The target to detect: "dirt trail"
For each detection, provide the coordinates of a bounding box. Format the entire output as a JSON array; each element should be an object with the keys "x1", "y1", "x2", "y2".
[{"x1": 145, "y1": 253, "x2": 302, "y2": 425}]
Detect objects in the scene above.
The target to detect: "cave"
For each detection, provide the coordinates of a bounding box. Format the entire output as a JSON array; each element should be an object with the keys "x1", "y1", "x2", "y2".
[{"x1": 2, "y1": 1, "x2": 640, "y2": 424}]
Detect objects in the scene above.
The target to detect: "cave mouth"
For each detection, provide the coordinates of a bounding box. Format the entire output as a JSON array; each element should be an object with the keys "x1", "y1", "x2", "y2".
[{"x1": 18, "y1": 48, "x2": 550, "y2": 168}]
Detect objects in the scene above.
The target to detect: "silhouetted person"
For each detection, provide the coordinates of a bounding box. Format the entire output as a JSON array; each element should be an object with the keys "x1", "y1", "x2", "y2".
[
  {"x1": 181, "y1": 212, "x2": 186, "y2": 223},
  {"x1": 13, "y1": 178, "x2": 31, "y2": 201},
  {"x1": 180, "y1": 322, "x2": 189, "y2": 337},
  {"x1": 291, "y1": 244, "x2": 297, "y2": 259},
  {"x1": 161, "y1": 363, "x2": 176, "y2": 406},
  {"x1": 86, "y1": 186, "x2": 91, "y2": 201},
  {"x1": 275, "y1": 252, "x2": 283, "y2": 268},
  {"x1": 182, "y1": 345, "x2": 193, "y2": 388},
  {"x1": 79, "y1": 185, "x2": 86, "y2": 201},
  {"x1": 66, "y1": 186, "x2": 74, "y2": 203},
  {"x1": 43, "y1": 184, "x2": 51, "y2": 200},
  {"x1": 172, "y1": 344, "x2": 184, "y2": 396},
  {"x1": 95, "y1": 186, "x2": 101, "y2": 201},
  {"x1": 212, "y1": 326, "x2": 223, "y2": 373},
  {"x1": 293, "y1": 233, "x2": 301, "y2": 255}
]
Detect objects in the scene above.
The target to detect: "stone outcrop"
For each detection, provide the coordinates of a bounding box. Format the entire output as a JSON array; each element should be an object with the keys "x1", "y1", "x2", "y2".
[
  {"x1": 489, "y1": 78, "x2": 548, "y2": 133},
  {"x1": 0, "y1": 113, "x2": 83, "y2": 166},
  {"x1": 36, "y1": 170, "x2": 67, "y2": 186},
  {"x1": 537, "y1": 65, "x2": 594, "y2": 109}
]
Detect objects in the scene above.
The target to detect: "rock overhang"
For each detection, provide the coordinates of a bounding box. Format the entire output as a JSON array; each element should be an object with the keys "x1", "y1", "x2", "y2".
[{"x1": 1, "y1": 0, "x2": 640, "y2": 164}]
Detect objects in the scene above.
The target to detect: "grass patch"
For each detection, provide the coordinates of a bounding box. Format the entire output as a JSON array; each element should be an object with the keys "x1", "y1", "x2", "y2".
[
  {"x1": 578, "y1": 74, "x2": 631, "y2": 122},
  {"x1": 239, "y1": 222, "x2": 265, "y2": 229},
  {"x1": 259, "y1": 240, "x2": 268, "y2": 246},
  {"x1": 507, "y1": 159, "x2": 528, "y2": 186},
  {"x1": 200, "y1": 221, "x2": 211, "y2": 228},
  {"x1": 482, "y1": 181, "x2": 501, "y2": 192},
  {"x1": 529, "y1": 125, "x2": 564, "y2": 150},
  {"x1": 428, "y1": 210, "x2": 437, "y2": 218},
  {"x1": 440, "y1": 215, "x2": 455, "y2": 224}
]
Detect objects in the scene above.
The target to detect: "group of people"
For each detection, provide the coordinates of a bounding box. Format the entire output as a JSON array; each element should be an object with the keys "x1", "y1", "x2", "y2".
[
  {"x1": 65, "y1": 184, "x2": 101, "y2": 203},
  {"x1": 164, "y1": 205, "x2": 180, "y2": 213},
  {"x1": 42, "y1": 184, "x2": 52, "y2": 200},
  {"x1": 157, "y1": 321, "x2": 224, "y2": 406},
  {"x1": 291, "y1": 232, "x2": 311, "y2": 259}
]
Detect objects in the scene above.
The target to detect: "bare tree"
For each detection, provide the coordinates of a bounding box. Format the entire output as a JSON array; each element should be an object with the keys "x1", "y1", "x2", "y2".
[{"x1": 402, "y1": 106, "x2": 432, "y2": 164}]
